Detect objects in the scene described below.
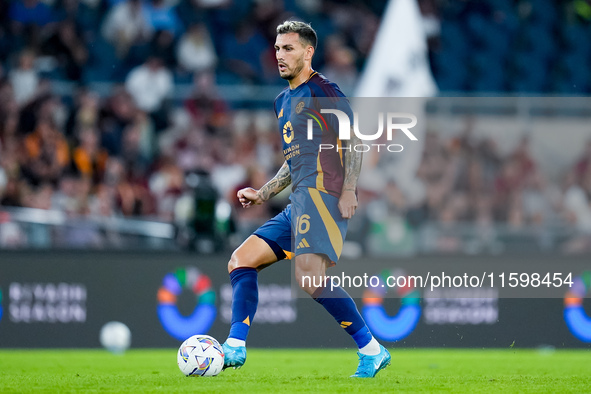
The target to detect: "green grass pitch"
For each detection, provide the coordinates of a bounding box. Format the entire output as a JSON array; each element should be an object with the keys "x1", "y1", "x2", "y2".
[{"x1": 1, "y1": 348, "x2": 589, "y2": 393}]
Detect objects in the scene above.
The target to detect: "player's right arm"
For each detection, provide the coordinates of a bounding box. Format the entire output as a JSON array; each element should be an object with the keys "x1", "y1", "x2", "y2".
[{"x1": 237, "y1": 161, "x2": 291, "y2": 208}]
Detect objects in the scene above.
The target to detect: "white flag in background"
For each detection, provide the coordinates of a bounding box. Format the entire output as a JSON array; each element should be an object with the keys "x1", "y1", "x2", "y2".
[
  {"x1": 356, "y1": 0, "x2": 437, "y2": 97},
  {"x1": 354, "y1": 0, "x2": 437, "y2": 205}
]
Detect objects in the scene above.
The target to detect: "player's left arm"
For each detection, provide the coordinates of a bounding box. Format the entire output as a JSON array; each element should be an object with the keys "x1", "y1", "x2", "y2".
[{"x1": 338, "y1": 127, "x2": 363, "y2": 219}]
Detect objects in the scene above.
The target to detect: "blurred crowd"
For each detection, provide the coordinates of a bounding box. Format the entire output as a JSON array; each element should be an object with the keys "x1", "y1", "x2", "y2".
[
  {"x1": 355, "y1": 121, "x2": 591, "y2": 254},
  {"x1": 0, "y1": 0, "x2": 387, "y2": 93},
  {"x1": 1, "y1": 0, "x2": 591, "y2": 252},
  {"x1": 0, "y1": 71, "x2": 289, "y2": 231},
  {"x1": 0, "y1": 0, "x2": 388, "y2": 247}
]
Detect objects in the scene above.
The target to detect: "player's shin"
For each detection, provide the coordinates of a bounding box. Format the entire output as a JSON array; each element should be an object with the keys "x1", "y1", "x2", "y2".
[
  {"x1": 227, "y1": 267, "x2": 259, "y2": 345},
  {"x1": 312, "y1": 285, "x2": 380, "y2": 355}
]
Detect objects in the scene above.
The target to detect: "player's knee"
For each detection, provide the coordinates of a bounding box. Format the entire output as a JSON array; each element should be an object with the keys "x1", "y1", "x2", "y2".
[
  {"x1": 295, "y1": 268, "x2": 313, "y2": 295},
  {"x1": 227, "y1": 249, "x2": 259, "y2": 273},
  {"x1": 295, "y1": 255, "x2": 330, "y2": 292},
  {"x1": 294, "y1": 263, "x2": 321, "y2": 296},
  {"x1": 227, "y1": 250, "x2": 241, "y2": 273}
]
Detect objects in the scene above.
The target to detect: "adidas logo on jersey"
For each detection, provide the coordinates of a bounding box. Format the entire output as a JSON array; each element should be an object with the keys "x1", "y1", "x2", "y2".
[{"x1": 296, "y1": 238, "x2": 310, "y2": 249}]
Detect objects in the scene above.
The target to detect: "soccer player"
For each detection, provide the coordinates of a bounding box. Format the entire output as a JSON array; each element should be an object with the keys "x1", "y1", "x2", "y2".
[{"x1": 221, "y1": 20, "x2": 390, "y2": 378}]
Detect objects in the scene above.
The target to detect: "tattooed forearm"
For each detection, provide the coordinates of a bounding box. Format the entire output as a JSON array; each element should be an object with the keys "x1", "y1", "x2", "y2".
[
  {"x1": 257, "y1": 161, "x2": 292, "y2": 202},
  {"x1": 342, "y1": 130, "x2": 363, "y2": 192}
]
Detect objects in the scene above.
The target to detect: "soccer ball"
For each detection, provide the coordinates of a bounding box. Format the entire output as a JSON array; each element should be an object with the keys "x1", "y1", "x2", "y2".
[
  {"x1": 177, "y1": 335, "x2": 224, "y2": 377},
  {"x1": 99, "y1": 321, "x2": 131, "y2": 354}
]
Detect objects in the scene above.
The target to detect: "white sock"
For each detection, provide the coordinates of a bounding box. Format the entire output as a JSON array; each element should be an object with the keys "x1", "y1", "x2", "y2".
[
  {"x1": 226, "y1": 338, "x2": 246, "y2": 347},
  {"x1": 359, "y1": 337, "x2": 381, "y2": 356}
]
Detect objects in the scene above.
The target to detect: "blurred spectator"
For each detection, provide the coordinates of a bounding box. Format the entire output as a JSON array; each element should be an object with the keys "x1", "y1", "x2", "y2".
[
  {"x1": 54, "y1": 0, "x2": 103, "y2": 39},
  {"x1": 334, "y1": 5, "x2": 379, "y2": 63},
  {"x1": 51, "y1": 171, "x2": 80, "y2": 214},
  {"x1": 230, "y1": 165, "x2": 272, "y2": 238},
  {"x1": 520, "y1": 170, "x2": 557, "y2": 227},
  {"x1": 22, "y1": 119, "x2": 69, "y2": 186},
  {"x1": 0, "y1": 165, "x2": 6, "y2": 200},
  {"x1": 72, "y1": 127, "x2": 109, "y2": 185},
  {"x1": 65, "y1": 88, "x2": 100, "y2": 140},
  {"x1": 0, "y1": 115, "x2": 21, "y2": 206},
  {"x1": 8, "y1": 0, "x2": 55, "y2": 48},
  {"x1": 143, "y1": 0, "x2": 183, "y2": 37},
  {"x1": 0, "y1": 177, "x2": 22, "y2": 207},
  {"x1": 9, "y1": 49, "x2": 39, "y2": 105},
  {"x1": 125, "y1": 56, "x2": 172, "y2": 130},
  {"x1": 477, "y1": 138, "x2": 502, "y2": 192},
  {"x1": 184, "y1": 71, "x2": 228, "y2": 133},
  {"x1": 173, "y1": 127, "x2": 214, "y2": 173},
  {"x1": 563, "y1": 169, "x2": 591, "y2": 253},
  {"x1": 192, "y1": 0, "x2": 230, "y2": 8},
  {"x1": 417, "y1": 132, "x2": 456, "y2": 219},
  {"x1": 0, "y1": 129, "x2": 20, "y2": 180},
  {"x1": 99, "y1": 86, "x2": 136, "y2": 156},
  {"x1": 89, "y1": 183, "x2": 118, "y2": 218},
  {"x1": 221, "y1": 21, "x2": 268, "y2": 83},
  {"x1": 0, "y1": 78, "x2": 20, "y2": 131},
  {"x1": 176, "y1": 23, "x2": 217, "y2": 74},
  {"x1": 53, "y1": 173, "x2": 104, "y2": 247},
  {"x1": 573, "y1": 139, "x2": 591, "y2": 183},
  {"x1": 251, "y1": 0, "x2": 284, "y2": 43},
  {"x1": 41, "y1": 20, "x2": 89, "y2": 81},
  {"x1": 120, "y1": 111, "x2": 155, "y2": 181},
  {"x1": 320, "y1": 39, "x2": 358, "y2": 95},
  {"x1": 149, "y1": 30, "x2": 177, "y2": 68},
  {"x1": 101, "y1": 0, "x2": 153, "y2": 58},
  {"x1": 563, "y1": 170, "x2": 591, "y2": 234},
  {"x1": 493, "y1": 159, "x2": 522, "y2": 221},
  {"x1": 123, "y1": 26, "x2": 179, "y2": 72},
  {"x1": 102, "y1": 157, "x2": 133, "y2": 215},
  {"x1": 0, "y1": 2, "x2": 12, "y2": 66},
  {"x1": 19, "y1": 93, "x2": 65, "y2": 142},
  {"x1": 210, "y1": 135, "x2": 247, "y2": 203},
  {"x1": 82, "y1": 183, "x2": 120, "y2": 248},
  {"x1": 510, "y1": 136, "x2": 536, "y2": 180},
  {"x1": 21, "y1": 182, "x2": 54, "y2": 210},
  {"x1": 252, "y1": 111, "x2": 280, "y2": 173},
  {"x1": 106, "y1": 0, "x2": 129, "y2": 7},
  {"x1": 148, "y1": 158, "x2": 183, "y2": 220}
]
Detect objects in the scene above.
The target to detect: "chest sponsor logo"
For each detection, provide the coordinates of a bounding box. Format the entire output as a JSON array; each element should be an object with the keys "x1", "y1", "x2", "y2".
[{"x1": 283, "y1": 121, "x2": 294, "y2": 144}]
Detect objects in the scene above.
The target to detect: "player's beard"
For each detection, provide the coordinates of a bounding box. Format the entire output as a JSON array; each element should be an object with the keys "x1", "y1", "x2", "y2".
[{"x1": 279, "y1": 56, "x2": 305, "y2": 81}]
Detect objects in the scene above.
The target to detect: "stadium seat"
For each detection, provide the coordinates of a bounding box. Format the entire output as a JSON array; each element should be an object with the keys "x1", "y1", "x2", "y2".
[
  {"x1": 84, "y1": 37, "x2": 120, "y2": 83},
  {"x1": 552, "y1": 51, "x2": 590, "y2": 93},
  {"x1": 487, "y1": 0, "x2": 514, "y2": 14},
  {"x1": 432, "y1": 50, "x2": 467, "y2": 91},
  {"x1": 440, "y1": 21, "x2": 469, "y2": 55},
  {"x1": 560, "y1": 24, "x2": 590, "y2": 57},
  {"x1": 470, "y1": 51, "x2": 506, "y2": 92},
  {"x1": 508, "y1": 51, "x2": 550, "y2": 93},
  {"x1": 529, "y1": 0, "x2": 557, "y2": 26},
  {"x1": 520, "y1": 24, "x2": 556, "y2": 59}
]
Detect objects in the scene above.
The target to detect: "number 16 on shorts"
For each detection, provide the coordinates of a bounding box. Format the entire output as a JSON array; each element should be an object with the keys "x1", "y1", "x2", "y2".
[{"x1": 296, "y1": 214, "x2": 311, "y2": 235}]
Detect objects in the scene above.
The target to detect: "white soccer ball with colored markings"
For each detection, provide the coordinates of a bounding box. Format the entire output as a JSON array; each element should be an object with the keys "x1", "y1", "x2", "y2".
[{"x1": 177, "y1": 335, "x2": 224, "y2": 377}]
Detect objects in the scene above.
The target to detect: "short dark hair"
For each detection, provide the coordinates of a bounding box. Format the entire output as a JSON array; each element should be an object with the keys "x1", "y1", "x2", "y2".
[{"x1": 276, "y1": 20, "x2": 317, "y2": 49}]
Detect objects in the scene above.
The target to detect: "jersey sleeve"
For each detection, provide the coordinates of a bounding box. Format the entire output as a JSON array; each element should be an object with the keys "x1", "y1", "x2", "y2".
[
  {"x1": 310, "y1": 80, "x2": 354, "y2": 138},
  {"x1": 273, "y1": 96, "x2": 279, "y2": 117}
]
